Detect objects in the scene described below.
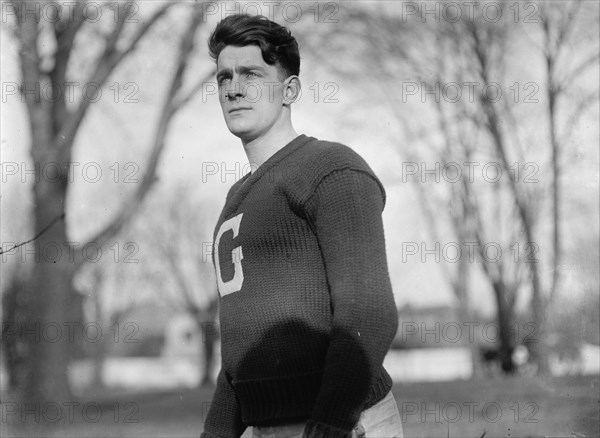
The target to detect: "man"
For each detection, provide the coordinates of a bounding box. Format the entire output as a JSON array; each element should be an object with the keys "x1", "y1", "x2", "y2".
[{"x1": 201, "y1": 14, "x2": 403, "y2": 438}]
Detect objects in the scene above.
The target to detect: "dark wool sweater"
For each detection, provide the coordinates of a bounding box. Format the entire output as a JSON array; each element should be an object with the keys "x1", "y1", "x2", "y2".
[{"x1": 201, "y1": 135, "x2": 398, "y2": 438}]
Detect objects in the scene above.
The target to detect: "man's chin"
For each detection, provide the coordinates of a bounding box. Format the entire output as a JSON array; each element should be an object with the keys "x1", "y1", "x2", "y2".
[{"x1": 227, "y1": 125, "x2": 256, "y2": 142}]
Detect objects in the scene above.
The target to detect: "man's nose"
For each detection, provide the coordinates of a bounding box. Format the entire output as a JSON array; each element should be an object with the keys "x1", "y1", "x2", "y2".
[{"x1": 225, "y1": 79, "x2": 244, "y2": 101}]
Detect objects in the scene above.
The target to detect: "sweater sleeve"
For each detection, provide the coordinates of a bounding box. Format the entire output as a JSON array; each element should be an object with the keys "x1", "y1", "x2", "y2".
[
  {"x1": 302, "y1": 169, "x2": 398, "y2": 438},
  {"x1": 200, "y1": 368, "x2": 246, "y2": 438}
]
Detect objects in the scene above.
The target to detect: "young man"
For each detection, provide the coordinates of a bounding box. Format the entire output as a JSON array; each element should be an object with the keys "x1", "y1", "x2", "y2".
[{"x1": 201, "y1": 14, "x2": 403, "y2": 438}]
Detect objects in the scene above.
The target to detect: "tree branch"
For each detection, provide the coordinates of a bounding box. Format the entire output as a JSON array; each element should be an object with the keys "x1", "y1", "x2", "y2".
[
  {"x1": 561, "y1": 52, "x2": 600, "y2": 91},
  {"x1": 55, "y1": 3, "x2": 174, "y2": 159},
  {"x1": 50, "y1": 2, "x2": 87, "y2": 135},
  {"x1": 76, "y1": 4, "x2": 207, "y2": 269},
  {"x1": 0, "y1": 214, "x2": 65, "y2": 255},
  {"x1": 559, "y1": 90, "x2": 600, "y2": 146}
]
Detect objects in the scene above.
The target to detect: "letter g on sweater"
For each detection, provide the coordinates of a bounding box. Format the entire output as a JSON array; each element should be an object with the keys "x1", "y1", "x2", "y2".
[{"x1": 214, "y1": 213, "x2": 244, "y2": 296}]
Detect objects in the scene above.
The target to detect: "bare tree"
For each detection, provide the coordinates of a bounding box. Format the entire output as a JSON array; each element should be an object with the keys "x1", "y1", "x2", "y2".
[
  {"x1": 302, "y1": 5, "x2": 524, "y2": 372},
  {"x1": 76, "y1": 262, "x2": 137, "y2": 388},
  {"x1": 302, "y1": 2, "x2": 598, "y2": 375},
  {"x1": 133, "y1": 184, "x2": 220, "y2": 387},
  {"x1": 6, "y1": 1, "x2": 214, "y2": 404},
  {"x1": 539, "y1": 2, "x2": 600, "y2": 304},
  {"x1": 460, "y1": 3, "x2": 598, "y2": 373}
]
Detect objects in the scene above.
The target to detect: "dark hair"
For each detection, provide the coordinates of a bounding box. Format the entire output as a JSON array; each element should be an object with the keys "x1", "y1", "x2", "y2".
[{"x1": 208, "y1": 14, "x2": 300, "y2": 78}]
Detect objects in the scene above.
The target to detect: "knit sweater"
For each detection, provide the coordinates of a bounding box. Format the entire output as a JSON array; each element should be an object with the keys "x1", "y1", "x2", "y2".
[{"x1": 201, "y1": 134, "x2": 398, "y2": 438}]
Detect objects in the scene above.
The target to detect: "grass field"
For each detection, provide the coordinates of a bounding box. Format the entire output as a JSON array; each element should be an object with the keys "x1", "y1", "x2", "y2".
[{"x1": 2, "y1": 375, "x2": 598, "y2": 438}]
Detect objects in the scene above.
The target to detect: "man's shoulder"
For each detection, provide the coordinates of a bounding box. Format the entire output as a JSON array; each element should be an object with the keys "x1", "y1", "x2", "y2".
[
  {"x1": 288, "y1": 136, "x2": 375, "y2": 176},
  {"x1": 279, "y1": 135, "x2": 384, "y2": 204}
]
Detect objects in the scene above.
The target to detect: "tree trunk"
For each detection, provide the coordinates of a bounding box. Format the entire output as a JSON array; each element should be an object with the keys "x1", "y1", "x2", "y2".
[
  {"x1": 90, "y1": 286, "x2": 108, "y2": 388},
  {"x1": 198, "y1": 298, "x2": 219, "y2": 387},
  {"x1": 527, "y1": 290, "x2": 550, "y2": 375},
  {"x1": 10, "y1": 0, "x2": 201, "y2": 406},
  {"x1": 200, "y1": 321, "x2": 216, "y2": 387},
  {"x1": 1, "y1": 276, "x2": 24, "y2": 391},
  {"x1": 492, "y1": 280, "x2": 516, "y2": 374},
  {"x1": 21, "y1": 179, "x2": 74, "y2": 403}
]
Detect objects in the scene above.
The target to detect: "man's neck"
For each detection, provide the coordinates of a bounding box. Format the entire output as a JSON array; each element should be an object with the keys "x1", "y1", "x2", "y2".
[{"x1": 242, "y1": 125, "x2": 299, "y2": 173}]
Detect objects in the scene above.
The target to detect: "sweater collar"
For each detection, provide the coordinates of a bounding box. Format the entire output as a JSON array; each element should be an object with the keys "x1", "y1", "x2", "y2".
[{"x1": 224, "y1": 134, "x2": 313, "y2": 215}]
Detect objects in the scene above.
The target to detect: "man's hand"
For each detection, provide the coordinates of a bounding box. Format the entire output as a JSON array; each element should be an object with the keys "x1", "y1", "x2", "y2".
[{"x1": 352, "y1": 421, "x2": 366, "y2": 438}]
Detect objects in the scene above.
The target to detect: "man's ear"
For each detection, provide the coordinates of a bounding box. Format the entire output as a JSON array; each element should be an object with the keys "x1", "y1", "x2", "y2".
[{"x1": 283, "y1": 75, "x2": 301, "y2": 104}]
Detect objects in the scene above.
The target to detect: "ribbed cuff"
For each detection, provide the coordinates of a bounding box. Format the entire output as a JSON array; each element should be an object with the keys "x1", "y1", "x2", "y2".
[
  {"x1": 303, "y1": 420, "x2": 353, "y2": 438},
  {"x1": 200, "y1": 432, "x2": 228, "y2": 438},
  {"x1": 233, "y1": 370, "x2": 323, "y2": 424},
  {"x1": 364, "y1": 366, "x2": 394, "y2": 409}
]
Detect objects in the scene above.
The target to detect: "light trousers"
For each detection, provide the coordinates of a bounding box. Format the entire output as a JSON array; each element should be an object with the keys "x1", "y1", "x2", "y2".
[{"x1": 252, "y1": 391, "x2": 404, "y2": 438}]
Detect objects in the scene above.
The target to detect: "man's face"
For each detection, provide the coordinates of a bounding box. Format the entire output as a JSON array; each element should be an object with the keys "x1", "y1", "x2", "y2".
[{"x1": 216, "y1": 45, "x2": 288, "y2": 143}]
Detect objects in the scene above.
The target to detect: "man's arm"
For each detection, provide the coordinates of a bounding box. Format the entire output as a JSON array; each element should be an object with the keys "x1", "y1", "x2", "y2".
[
  {"x1": 200, "y1": 368, "x2": 246, "y2": 438},
  {"x1": 303, "y1": 168, "x2": 398, "y2": 438}
]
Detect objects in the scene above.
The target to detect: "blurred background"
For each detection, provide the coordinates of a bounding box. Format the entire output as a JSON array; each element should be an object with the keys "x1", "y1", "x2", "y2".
[{"x1": 1, "y1": 1, "x2": 598, "y2": 437}]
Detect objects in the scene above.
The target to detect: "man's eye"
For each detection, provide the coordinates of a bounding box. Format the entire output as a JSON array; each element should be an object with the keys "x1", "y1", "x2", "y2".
[
  {"x1": 218, "y1": 77, "x2": 231, "y2": 86},
  {"x1": 246, "y1": 72, "x2": 258, "y2": 78}
]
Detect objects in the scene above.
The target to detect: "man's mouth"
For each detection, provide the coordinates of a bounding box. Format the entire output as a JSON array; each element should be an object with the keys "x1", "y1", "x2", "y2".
[{"x1": 229, "y1": 107, "x2": 251, "y2": 114}]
